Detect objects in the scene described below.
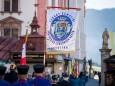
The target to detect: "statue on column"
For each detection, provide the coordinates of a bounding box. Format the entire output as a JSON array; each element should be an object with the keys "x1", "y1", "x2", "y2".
[{"x1": 102, "y1": 28, "x2": 109, "y2": 49}]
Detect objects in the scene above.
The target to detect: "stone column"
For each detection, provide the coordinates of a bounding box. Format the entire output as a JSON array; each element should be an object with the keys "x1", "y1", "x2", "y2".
[{"x1": 99, "y1": 49, "x2": 111, "y2": 86}]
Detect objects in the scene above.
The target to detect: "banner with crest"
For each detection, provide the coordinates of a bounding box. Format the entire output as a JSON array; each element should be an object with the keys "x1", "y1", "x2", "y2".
[{"x1": 46, "y1": 9, "x2": 78, "y2": 54}]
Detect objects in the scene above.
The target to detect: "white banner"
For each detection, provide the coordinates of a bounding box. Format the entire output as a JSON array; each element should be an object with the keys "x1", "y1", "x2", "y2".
[{"x1": 46, "y1": 9, "x2": 78, "y2": 54}]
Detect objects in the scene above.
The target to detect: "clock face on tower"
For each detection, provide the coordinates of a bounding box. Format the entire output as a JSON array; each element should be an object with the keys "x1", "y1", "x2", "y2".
[{"x1": 33, "y1": 28, "x2": 37, "y2": 32}]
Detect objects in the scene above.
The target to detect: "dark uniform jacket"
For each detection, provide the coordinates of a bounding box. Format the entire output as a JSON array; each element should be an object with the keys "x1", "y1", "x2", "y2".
[
  {"x1": 0, "y1": 79, "x2": 10, "y2": 86},
  {"x1": 59, "y1": 80, "x2": 72, "y2": 86},
  {"x1": 28, "y1": 76, "x2": 52, "y2": 86},
  {"x1": 4, "y1": 71, "x2": 18, "y2": 84},
  {"x1": 11, "y1": 79, "x2": 31, "y2": 86}
]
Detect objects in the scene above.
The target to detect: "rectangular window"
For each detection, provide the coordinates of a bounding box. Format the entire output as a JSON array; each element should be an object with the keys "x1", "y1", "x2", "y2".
[
  {"x1": 60, "y1": 0, "x2": 64, "y2": 7},
  {"x1": 4, "y1": 28, "x2": 10, "y2": 37},
  {"x1": 67, "y1": 0, "x2": 70, "y2": 8},
  {"x1": 12, "y1": 0, "x2": 18, "y2": 11},
  {"x1": 4, "y1": 0, "x2": 10, "y2": 11},
  {"x1": 12, "y1": 29, "x2": 18, "y2": 38},
  {"x1": 58, "y1": 0, "x2": 68, "y2": 7},
  {"x1": 52, "y1": 0, "x2": 55, "y2": 6},
  {"x1": 4, "y1": 0, "x2": 18, "y2": 12},
  {"x1": 4, "y1": 28, "x2": 18, "y2": 38}
]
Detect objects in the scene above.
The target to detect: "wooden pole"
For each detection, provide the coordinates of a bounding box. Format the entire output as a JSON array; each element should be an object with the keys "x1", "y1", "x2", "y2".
[
  {"x1": 47, "y1": 6, "x2": 81, "y2": 11},
  {"x1": 43, "y1": 9, "x2": 47, "y2": 66}
]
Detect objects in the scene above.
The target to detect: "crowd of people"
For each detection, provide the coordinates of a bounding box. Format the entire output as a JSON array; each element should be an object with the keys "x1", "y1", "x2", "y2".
[{"x1": 0, "y1": 64, "x2": 89, "y2": 86}]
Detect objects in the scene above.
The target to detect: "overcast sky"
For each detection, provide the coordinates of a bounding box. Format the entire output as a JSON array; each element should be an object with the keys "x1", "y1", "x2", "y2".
[
  {"x1": 86, "y1": 0, "x2": 115, "y2": 10},
  {"x1": 85, "y1": 0, "x2": 115, "y2": 64}
]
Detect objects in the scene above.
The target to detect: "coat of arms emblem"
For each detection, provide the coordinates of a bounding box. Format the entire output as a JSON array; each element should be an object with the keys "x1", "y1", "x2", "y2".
[{"x1": 50, "y1": 15, "x2": 73, "y2": 41}]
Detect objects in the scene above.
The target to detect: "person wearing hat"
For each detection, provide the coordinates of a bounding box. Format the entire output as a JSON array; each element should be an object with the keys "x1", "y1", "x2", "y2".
[
  {"x1": 58, "y1": 72, "x2": 72, "y2": 86},
  {"x1": 28, "y1": 64, "x2": 52, "y2": 86},
  {"x1": 58, "y1": 71, "x2": 66, "y2": 84},
  {"x1": 11, "y1": 65, "x2": 31, "y2": 86},
  {"x1": 4, "y1": 64, "x2": 18, "y2": 84},
  {"x1": 0, "y1": 65, "x2": 10, "y2": 86},
  {"x1": 52, "y1": 74, "x2": 58, "y2": 86}
]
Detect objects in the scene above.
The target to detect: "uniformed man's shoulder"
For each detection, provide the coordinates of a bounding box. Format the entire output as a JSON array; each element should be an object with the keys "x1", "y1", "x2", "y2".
[
  {"x1": 43, "y1": 78, "x2": 51, "y2": 83},
  {"x1": 10, "y1": 82, "x2": 18, "y2": 86},
  {"x1": 11, "y1": 82, "x2": 31, "y2": 86},
  {"x1": 29, "y1": 78, "x2": 51, "y2": 86},
  {"x1": 0, "y1": 80, "x2": 10, "y2": 86},
  {"x1": 31, "y1": 77, "x2": 50, "y2": 83}
]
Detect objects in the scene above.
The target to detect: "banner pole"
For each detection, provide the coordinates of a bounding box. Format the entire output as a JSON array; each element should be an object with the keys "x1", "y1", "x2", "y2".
[
  {"x1": 47, "y1": 6, "x2": 81, "y2": 11},
  {"x1": 43, "y1": 9, "x2": 47, "y2": 66}
]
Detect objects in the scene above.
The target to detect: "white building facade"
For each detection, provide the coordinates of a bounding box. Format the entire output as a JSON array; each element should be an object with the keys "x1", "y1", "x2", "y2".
[
  {"x1": 0, "y1": 0, "x2": 35, "y2": 37},
  {"x1": 0, "y1": 0, "x2": 86, "y2": 74}
]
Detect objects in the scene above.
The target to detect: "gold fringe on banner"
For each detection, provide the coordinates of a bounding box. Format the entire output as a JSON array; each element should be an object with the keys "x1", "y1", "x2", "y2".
[{"x1": 46, "y1": 51, "x2": 75, "y2": 54}]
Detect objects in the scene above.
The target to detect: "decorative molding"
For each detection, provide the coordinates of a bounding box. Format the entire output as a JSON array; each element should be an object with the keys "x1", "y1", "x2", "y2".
[
  {"x1": 0, "y1": 11, "x2": 22, "y2": 15},
  {"x1": 0, "y1": 16, "x2": 23, "y2": 37}
]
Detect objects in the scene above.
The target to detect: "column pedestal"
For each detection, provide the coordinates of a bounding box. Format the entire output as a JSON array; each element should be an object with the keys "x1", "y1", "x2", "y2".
[{"x1": 99, "y1": 49, "x2": 111, "y2": 86}]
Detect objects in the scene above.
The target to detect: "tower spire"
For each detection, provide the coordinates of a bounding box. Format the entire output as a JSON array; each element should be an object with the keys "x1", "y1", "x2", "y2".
[
  {"x1": 30, "y1": 0, "x2": 40, "y2": 34},
  {"x1": 34, "y1": 0, "x2": 38, "y2": 17}
]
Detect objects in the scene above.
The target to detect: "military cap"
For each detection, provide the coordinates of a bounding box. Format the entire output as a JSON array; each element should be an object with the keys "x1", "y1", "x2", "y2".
[
  {"x1": 63, "y1": 72, "x2": 69, "y2": 77},
  {"x1": 17, "y1": 65, "x2": 29, "y2": 75},
  {"x1": 33, "y1": 64, "x2": 44, "y2": 73},
  {"x1": 0, "y1": 65, "x2": 7, "y2": 75},
  {"x1": 52, "y1": 75, "x2": 57, "y2": 79}
]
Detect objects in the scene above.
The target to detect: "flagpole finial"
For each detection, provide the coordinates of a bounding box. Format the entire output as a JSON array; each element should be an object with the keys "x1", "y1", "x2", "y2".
[{"x1": 34, "y1": 0, "x2": 38, "y2": 17}]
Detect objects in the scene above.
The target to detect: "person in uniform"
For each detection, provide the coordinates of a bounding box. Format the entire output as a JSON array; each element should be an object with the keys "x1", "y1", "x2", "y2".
[
  {"x1": 28, "y1": 64, "x2": 52, "y2": 86},
  {"x1": 11, "y1": 65, "x2": 31, "y2": 86},
  {"x1": 0, "y1": 65, "x2": 10, "y2": 86},
  {"x1": 58, "y1": 72, "x2": 66, "y2": 84},
  {"x1": 4, "y1": 64, "x2": 18, "y2": 84},
  {"x1": 52, "y1": 74, "x2": 58, "y2": 86},
  {"x1": 58, "y1": 72, "x2": 72, "y2": 86}
]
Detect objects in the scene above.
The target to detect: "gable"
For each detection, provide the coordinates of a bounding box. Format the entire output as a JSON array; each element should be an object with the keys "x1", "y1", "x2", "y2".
[{"x1": 0, "y1": 16, "x2": 23, "y2": 24}]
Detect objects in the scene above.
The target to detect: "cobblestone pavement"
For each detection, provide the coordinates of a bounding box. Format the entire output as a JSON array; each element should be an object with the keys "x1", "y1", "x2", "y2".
[{"x1": 86, "y1": 79, "x2": 99, "y2": 86}]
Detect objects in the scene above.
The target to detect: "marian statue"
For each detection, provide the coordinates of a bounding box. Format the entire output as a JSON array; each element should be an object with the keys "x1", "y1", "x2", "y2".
[{"x1": 102, "y1": 28, "x2": 109, "y2": 49}]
